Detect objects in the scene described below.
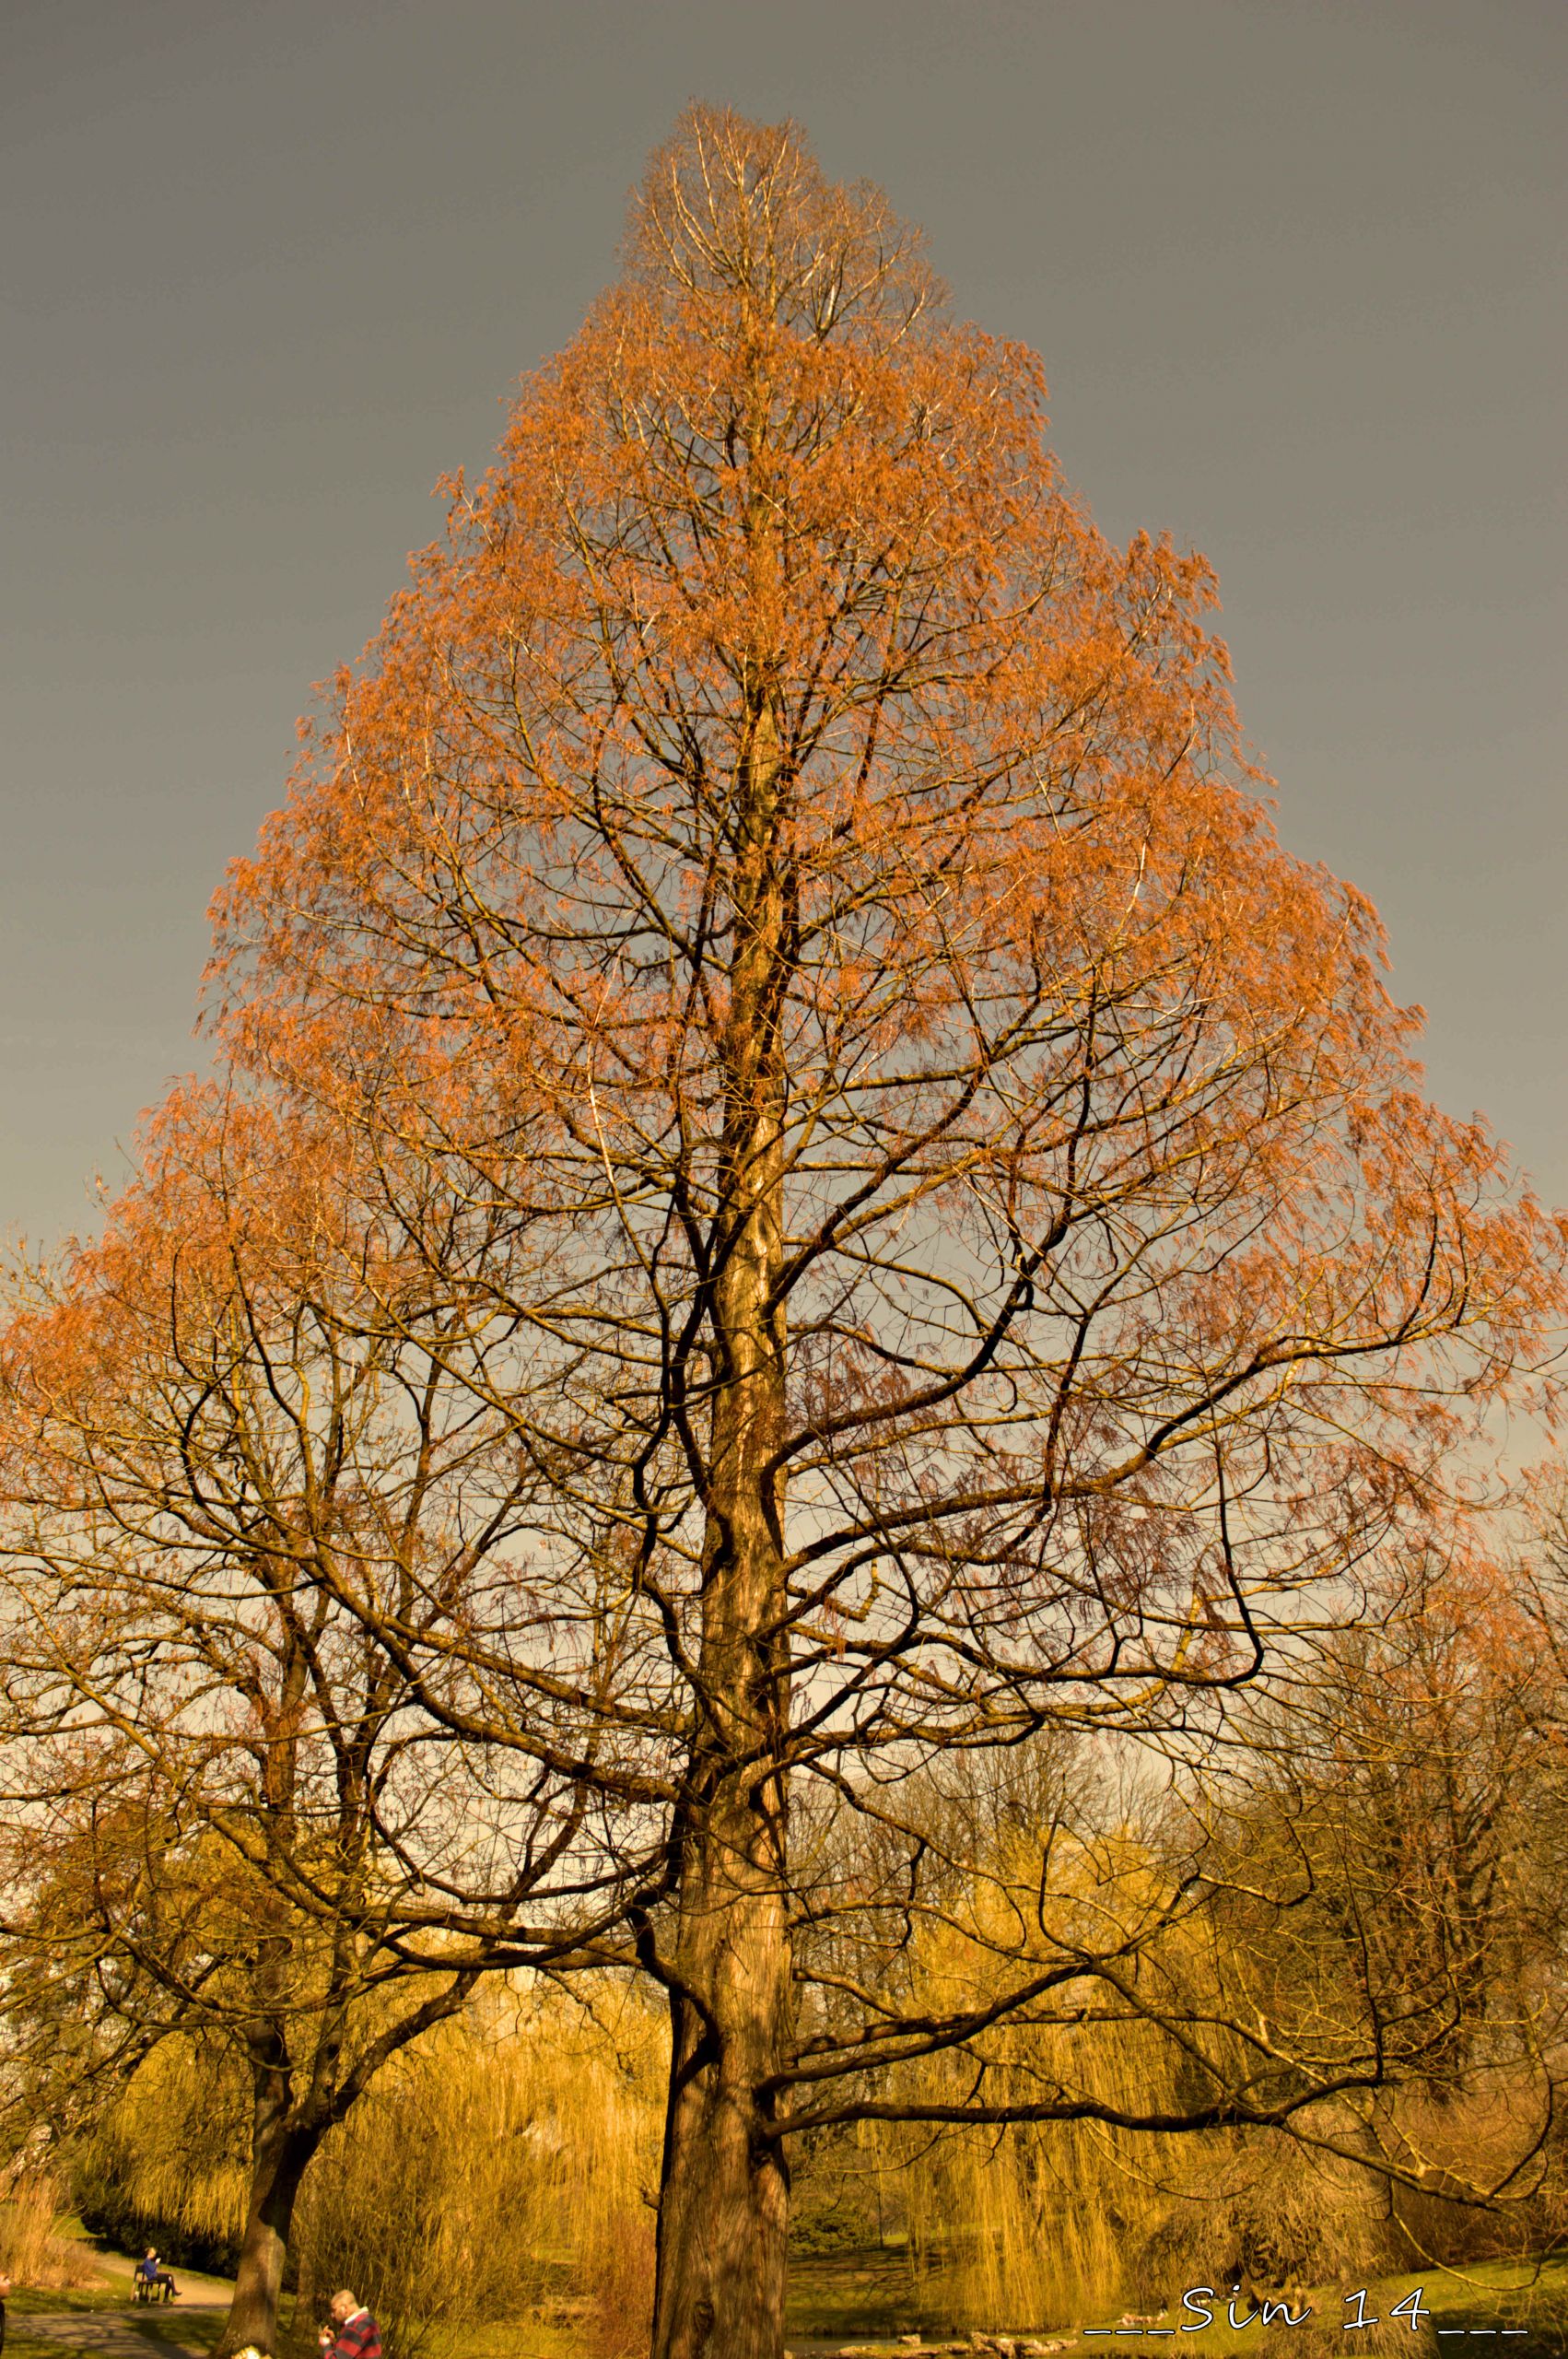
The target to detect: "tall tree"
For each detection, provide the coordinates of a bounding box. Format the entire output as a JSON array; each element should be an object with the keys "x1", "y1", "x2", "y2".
[
  {"x1": 156, "y1": 108, "x2": 1568, "y2": 2358},
  {"x1": 0, "y1": 1088, "x2": 637, "y2": 2355}
]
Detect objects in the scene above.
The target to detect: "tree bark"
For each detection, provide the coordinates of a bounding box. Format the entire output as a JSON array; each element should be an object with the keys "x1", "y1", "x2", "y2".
[
  {"x1": 650, "y1": 1538, "x2": 793, "y2": 2359},
  {"x1": 651, "y1": 1890, "x2": 792, "y2": 2359},
  {"x1": 212, "y1": 2071, "x2": 317, "y2": 2359},
  {"x1": 650, "y1": 692, "x2": 795, "y2": 2359}
]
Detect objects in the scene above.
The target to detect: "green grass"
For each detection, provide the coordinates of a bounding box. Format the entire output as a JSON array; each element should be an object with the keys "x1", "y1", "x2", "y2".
[
  {"x1": 1082, "y1": 2254, "x2": 1568, "y2": 2359},
  {"x1": 123, "y1": 2315, "x2": 217, "y2": 2353},
  {"x1": 1372, "y1": 2254, "x2": 1568, "y2": 2358},
  {"x1": 777, "y1": 2246, "x2": 1568, "y2": 2356},
  {"x1": 10, "y1": 2286, "x2": 134, "y2": 2316},
  {"x1": 785, "y1": 2241, "x2": 951, "y2": 2342}
]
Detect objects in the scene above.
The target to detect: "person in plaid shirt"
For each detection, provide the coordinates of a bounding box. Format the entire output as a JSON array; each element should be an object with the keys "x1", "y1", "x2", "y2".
[{"x1": 318, "y1": 2290, "x2": 382, "y2": 2359}]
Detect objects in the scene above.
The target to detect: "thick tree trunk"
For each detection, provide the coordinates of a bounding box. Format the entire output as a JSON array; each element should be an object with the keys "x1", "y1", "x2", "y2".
[
  {"x1": 212, "y1": 2074, "x2": 317, "y2": 2359},
  {"x1": 651, "y1": 1872, "x2": 792, "y2": 2359},
  {"x1": 650, "y1": 690, "x2": 795, "y2": 2359}
]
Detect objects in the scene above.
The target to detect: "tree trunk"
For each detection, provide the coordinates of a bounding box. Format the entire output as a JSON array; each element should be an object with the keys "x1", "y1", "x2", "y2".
[
  {"x1": 650, "y1": 688, "x2": 795, "y2": 2359},
  {"x1": 650, "y1": 1872, "x2": 792, "y2": 2359},
  {"x1": 212, "y1": 2074, "x2": 317, "y2": 2359}
]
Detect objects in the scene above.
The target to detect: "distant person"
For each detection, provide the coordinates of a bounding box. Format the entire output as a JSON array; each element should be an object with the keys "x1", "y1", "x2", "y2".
[
  {"x1": 137, "y1": 2250, "x2": 179, "y2": 2304},
  {"x1": 319, "y1": 2290, "x2": 382, "y2": 2359},
  {"x1": 0, "y1": 2265, "x2": 12, "y2": 2354}
]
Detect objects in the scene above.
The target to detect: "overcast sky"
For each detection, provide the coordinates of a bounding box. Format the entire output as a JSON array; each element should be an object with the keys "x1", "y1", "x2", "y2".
[{"x1": 4, "y1": 0, "x2": 1563, "y2": 1247}]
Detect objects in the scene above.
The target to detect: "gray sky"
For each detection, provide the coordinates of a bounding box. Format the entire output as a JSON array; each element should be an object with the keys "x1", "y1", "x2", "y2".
[{"x1": 4, "y1": 0, "x2": 1563, "y2": 1247}]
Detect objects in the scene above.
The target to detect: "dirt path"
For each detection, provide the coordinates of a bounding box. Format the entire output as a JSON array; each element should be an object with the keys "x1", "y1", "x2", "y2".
[
  {"x1": 86, "y1": 2253, "x2": 235, "y2": 2308},
  {"x1": 19, "y1": 2248, "x2": 235, "y2": 2359}
]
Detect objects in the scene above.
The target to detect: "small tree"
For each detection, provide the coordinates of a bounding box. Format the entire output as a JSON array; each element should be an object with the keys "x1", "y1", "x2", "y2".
[
  {"x1": 0, "y1": 1088, "x2": 642, "y2": 2353},
  {"x1": 44, "y1": 108, "x2": 1568, "y2": 2359}
]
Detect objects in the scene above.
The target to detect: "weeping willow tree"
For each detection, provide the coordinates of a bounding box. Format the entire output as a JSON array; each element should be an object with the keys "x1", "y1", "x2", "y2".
[
  {"x1": 74, "y1": 2034, "x2": 254, "y2": 2273},
  {"x1": 789, "y1": 1746, "x2": 1270, "y2": 2332},
  {"x1": 795, "y1": 1547, "x2": 1568, "y2": 2338},
  {"x1": 73, "y1": 1984, "x2": 667, "y2": 2358}
]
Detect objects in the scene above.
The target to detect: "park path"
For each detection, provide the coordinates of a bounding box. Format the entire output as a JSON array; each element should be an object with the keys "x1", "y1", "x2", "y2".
[
  {"x1": 21, "y1": 2249, "x2": 235, "y2": 2359},
  {"x1": 87, "y1": 2254, "x2": 234, "y2": 2306},
  {"x1": 20, "y1": 2306, "x2": 225, "y2": 2359}
]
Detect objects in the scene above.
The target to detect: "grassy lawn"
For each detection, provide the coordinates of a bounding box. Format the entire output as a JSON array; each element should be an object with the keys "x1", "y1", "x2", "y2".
[
  {"x1": 786, "y1": 2244, "x2": 942, "y2": 2343},
  {"x1": 10, "y1": 2290, "x2": 131, "y2": 2315},
  {"x1": 778, "y1": 2246, "x2": 1568, "y2": 2357},
  {"x1": 1081, "y1": 2254, "x2": 1568, "y2": 2359},
  {"x1": 122, "y1": 2315, "x2": 219, "y2": 2353},
  {"x1": 1360, "y1": 2255, "x2": 1568, "y2": 2359}
]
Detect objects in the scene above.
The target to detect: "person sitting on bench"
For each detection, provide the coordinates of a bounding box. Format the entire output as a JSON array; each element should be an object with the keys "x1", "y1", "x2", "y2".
[{"x1": 136, "y1": 2251, "x2": 179, "y2": 2304}]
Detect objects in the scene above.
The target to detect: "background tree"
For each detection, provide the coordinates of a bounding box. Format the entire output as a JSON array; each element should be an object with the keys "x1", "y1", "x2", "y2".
[
  {"x1": 57, "y1": 1984, "x2": 667, "y2": 2359},
  {"x1": 776, "y1": 1532, "x2": 1568, "y2": 2327},
  {"x1": 0, "y1": 1086, "x2": 648, "y2": 2355},
  {"x1": 1194, "y1": 1541, "x2": 1565, "y2": 2269},
  {"x1": 14, "y1": 105, "x2": 1557, "y2": 2359}
]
